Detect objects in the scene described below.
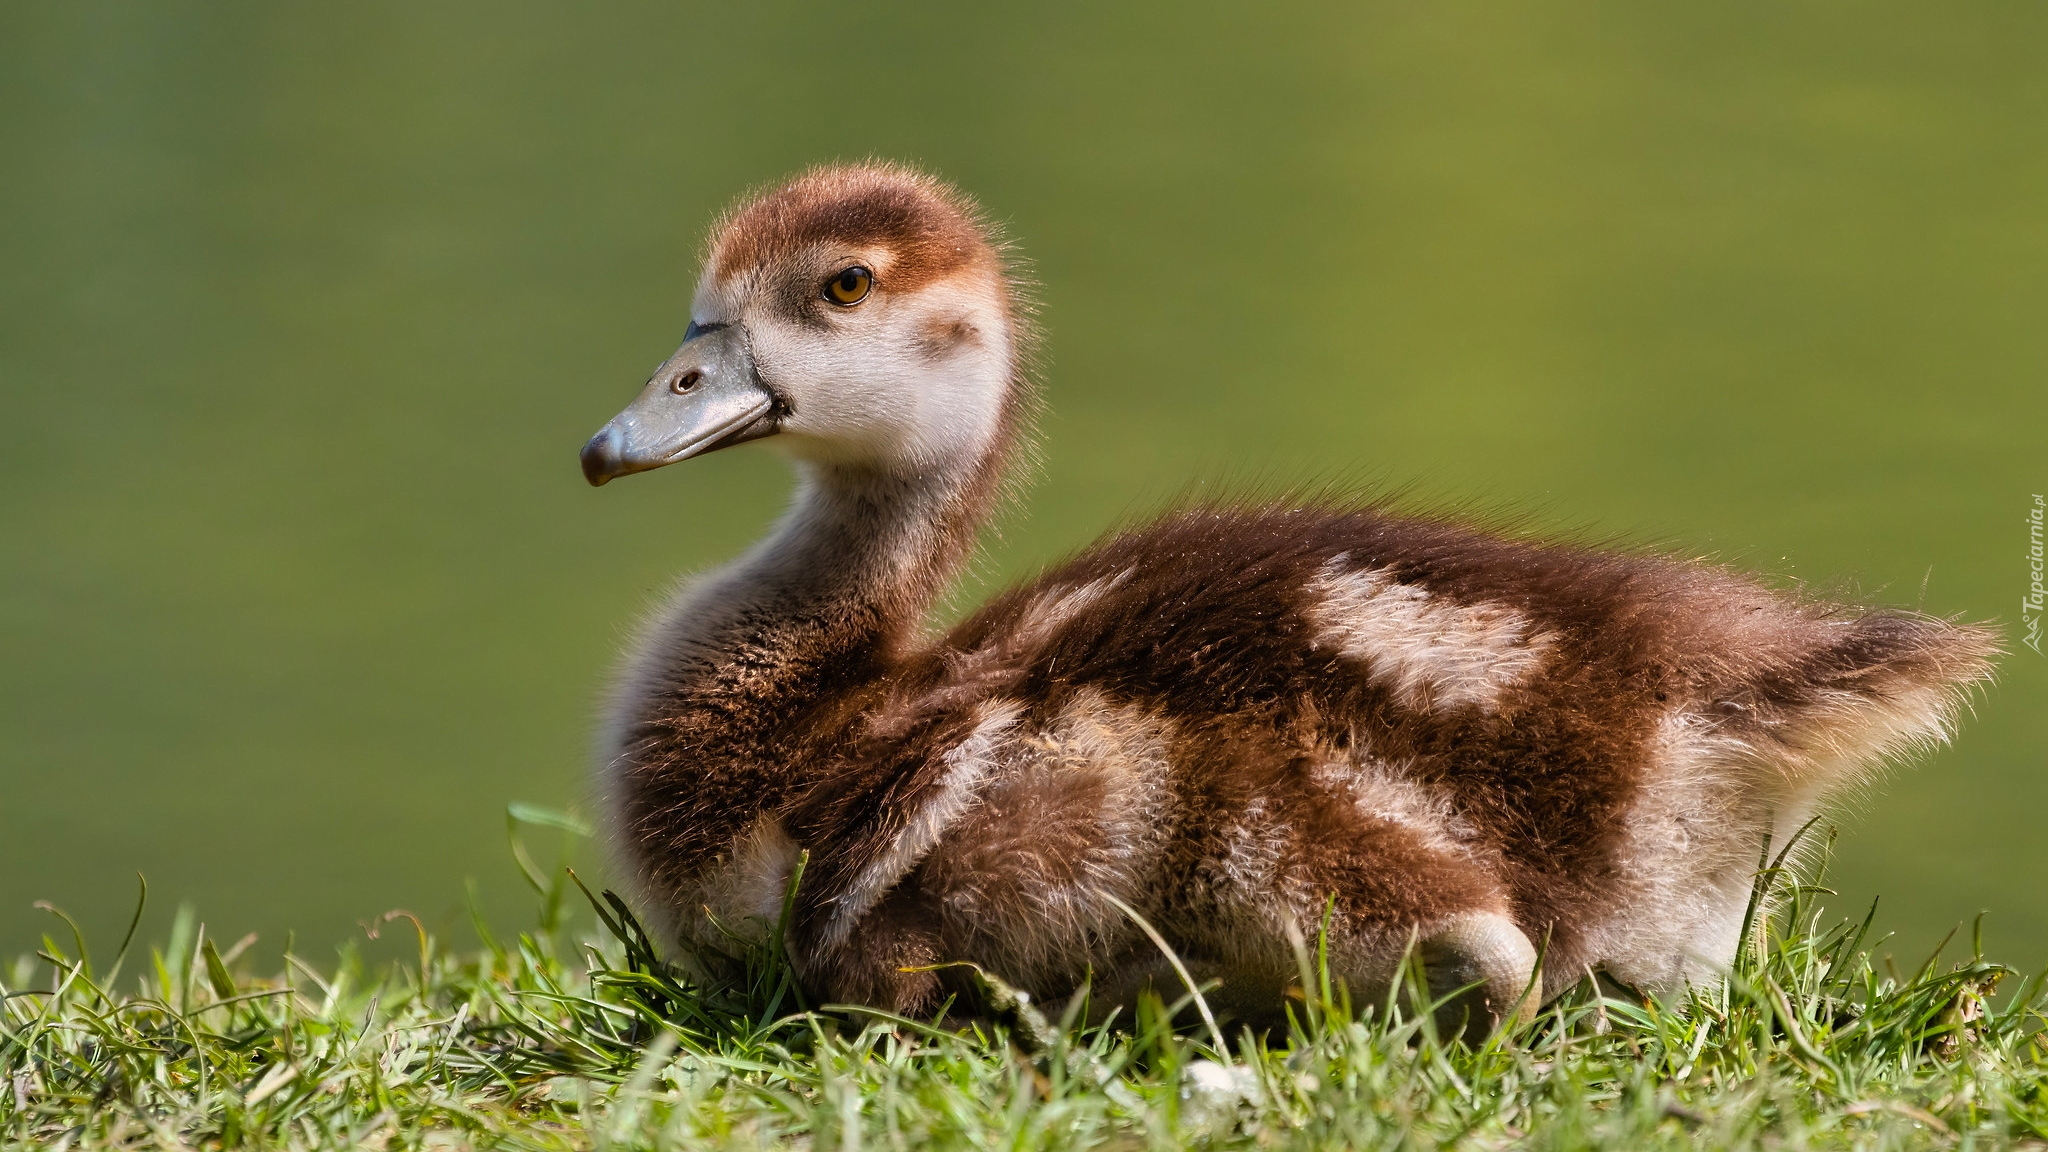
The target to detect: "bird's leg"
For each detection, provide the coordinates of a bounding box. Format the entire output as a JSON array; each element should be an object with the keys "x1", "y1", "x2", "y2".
[
  {"x1": 800, "y1": 887, "x2": 949, "y2": 1019},
  {"x1": 1084, "y1": 954, "x2": 1256, "y2": 1030},
  {"x1": 1414, "y1": 911, "x2": 1540, "y2": 1040},
  {"x1": 1271, "y1": 799, "x2": 1539, "y2": 1041}
]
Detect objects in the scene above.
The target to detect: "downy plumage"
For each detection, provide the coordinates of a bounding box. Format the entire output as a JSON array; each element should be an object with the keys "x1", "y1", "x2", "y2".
[{"x1": 578, "y1": 163, "x2": 1998, "y2": 1034}]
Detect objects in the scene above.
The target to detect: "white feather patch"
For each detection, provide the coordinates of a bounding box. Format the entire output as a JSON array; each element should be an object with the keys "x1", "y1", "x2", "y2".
[
  {"x1": 1012, "y1": 571, "x2": 1129, "y2": 645},
  {"x1": 1584, "y1": 709, "x2": 1764, "y2": 991},
  {"x1": 1311, "y1": 753, "x2": 1477, "y2": 857},
  {"x1": 1590, "y1": 682, "x2": 1958, "y2": 994},
  {"x1": 692, "y1": 816, "x2": 802, "y2": 950},
  {"x1": 1306, "y1": 560, "x2": 1556, "y2": 713},
  {"x1": 914, "y1": 687, "x2": 1176, "y2": 985},
  {"x1": 819, "y1": 698, "x2": 1025, "y2": 949}
]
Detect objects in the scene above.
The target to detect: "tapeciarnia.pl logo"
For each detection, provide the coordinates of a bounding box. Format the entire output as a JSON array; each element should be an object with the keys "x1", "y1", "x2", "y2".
[{"x1": 2025, "y1": 494, "x2": 2045, "y2": 655}]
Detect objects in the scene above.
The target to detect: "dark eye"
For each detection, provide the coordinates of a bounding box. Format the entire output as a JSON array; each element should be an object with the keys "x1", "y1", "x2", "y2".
[{"x1": 824, "y1": 265, "x2": 873, "y2": 305}]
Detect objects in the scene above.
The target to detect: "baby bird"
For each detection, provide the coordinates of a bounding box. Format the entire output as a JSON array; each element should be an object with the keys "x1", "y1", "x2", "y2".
[{"x1": 579, "y1": 163, "x2": 1996, "y2": 1034}]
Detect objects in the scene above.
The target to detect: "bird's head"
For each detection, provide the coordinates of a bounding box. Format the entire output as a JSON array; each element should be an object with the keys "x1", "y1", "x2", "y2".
[{"x1": 580, "y1": 164, "x2": 1026, "y2": 486}]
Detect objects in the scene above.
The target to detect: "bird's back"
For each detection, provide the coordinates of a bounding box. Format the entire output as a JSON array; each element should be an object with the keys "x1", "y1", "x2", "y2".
[{"x1": 784, "y1": 503, "x2": 1996, "y2": 1003}]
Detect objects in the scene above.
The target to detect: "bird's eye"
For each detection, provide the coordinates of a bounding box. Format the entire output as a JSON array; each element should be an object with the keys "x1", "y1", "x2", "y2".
[{"x1": 824, "y1": 265, "x2": 873, "y2": 305}]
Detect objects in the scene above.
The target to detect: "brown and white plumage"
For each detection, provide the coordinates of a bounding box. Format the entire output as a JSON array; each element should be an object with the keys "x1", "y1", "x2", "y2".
[{"x1": 578, "y1": 163, "x2": 1997, "y2": 1033}]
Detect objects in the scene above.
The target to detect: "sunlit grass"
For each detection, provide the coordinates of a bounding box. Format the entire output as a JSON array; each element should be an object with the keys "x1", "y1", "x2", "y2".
[{"x1": 5, "y1": 823, "x2": 2045, "y2": 1151}]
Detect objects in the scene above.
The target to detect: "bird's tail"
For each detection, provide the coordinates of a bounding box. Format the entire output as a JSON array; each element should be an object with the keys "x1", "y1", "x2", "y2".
[{"x1": 1744, "y1": 610, "x2": 2000, "y2": 792}]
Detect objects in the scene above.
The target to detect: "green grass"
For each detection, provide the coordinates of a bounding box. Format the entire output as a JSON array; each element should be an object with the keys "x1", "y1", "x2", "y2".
[{"x1": 6, "y1": 828, "x2": 2046, "y2": 1151}]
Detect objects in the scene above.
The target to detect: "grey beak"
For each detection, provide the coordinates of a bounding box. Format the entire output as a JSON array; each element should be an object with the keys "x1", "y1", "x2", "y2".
[{"x1": 580, "y1": 324, "x2": 780, "y2": 486}]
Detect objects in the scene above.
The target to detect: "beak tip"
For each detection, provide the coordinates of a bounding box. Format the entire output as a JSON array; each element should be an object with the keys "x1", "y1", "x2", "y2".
[{"x1": 580, "y1": 428, "x2": 621, "y2": 487}]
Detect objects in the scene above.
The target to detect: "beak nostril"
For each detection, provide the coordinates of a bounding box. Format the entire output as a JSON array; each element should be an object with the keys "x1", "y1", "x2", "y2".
[{"x1": 673, "y1": 370, "x2": 704, "y2": 394}]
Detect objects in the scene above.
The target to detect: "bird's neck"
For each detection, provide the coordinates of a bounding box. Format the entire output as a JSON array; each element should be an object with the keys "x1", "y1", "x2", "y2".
[
  {"x1": 742, "y1": 457, "x2": 991, "y2": 642},
  {"x1": 643, "y1": 448, "x2": 1004, "y2": 729},
  {"x1": 610, "y1": 445, "x2": 1007, "y2": 933}
]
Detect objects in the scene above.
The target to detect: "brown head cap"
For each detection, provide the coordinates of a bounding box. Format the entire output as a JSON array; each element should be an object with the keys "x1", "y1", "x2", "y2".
[{"x1": 707, "y1": 163, "x2": 1005, "y2": 296}]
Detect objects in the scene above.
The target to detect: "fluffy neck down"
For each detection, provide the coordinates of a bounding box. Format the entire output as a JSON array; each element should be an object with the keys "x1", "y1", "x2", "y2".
[
  {"x1": 603, "y1": 437, "x2": 1012, "y2": 919},
  {"x1": 683, "y1": 439, "x2": 1009, "y2": 667}
]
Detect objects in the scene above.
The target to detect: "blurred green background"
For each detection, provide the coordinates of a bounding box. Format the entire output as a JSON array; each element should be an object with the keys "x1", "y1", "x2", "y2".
[{"x1": 3, "y1": 2, "x2": 2042, "y2": 967}]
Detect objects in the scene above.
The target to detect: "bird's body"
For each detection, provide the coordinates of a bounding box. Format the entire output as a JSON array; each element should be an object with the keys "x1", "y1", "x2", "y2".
[{"x1": 580, "y1": 164, "x2": 1996, "y2": 1032}]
